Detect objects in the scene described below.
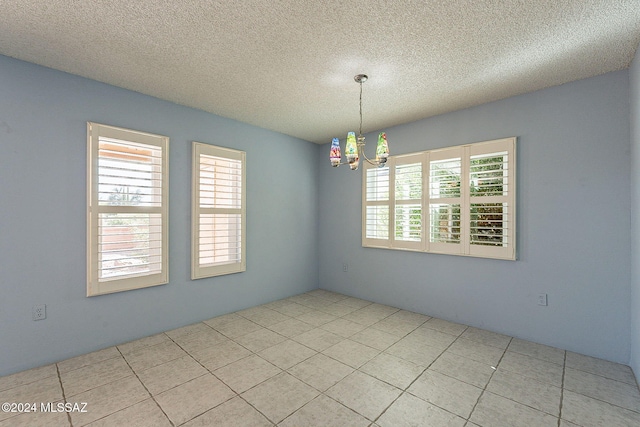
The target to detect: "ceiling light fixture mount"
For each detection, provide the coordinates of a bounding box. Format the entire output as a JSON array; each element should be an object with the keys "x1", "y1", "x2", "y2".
[{"x1": 330, "y1": 74, "x2": 389, "y2": 170}]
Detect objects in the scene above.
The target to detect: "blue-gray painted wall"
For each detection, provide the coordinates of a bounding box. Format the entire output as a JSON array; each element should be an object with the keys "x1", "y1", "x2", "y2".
[
  {"x1": 630, "y1": 50, "x2": 640, "y2": 379},
  {"x1": 0, "y1": 56, "x2": 320, "y2": 376},
  {"x1": 318, "y1": 70, "x2": 632, "y2": 364}
]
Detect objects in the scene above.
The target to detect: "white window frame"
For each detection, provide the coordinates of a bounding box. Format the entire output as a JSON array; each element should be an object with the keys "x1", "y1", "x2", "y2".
[
  {"x1": 191, "y1": 142, "x2": 246, "y2": 279},
  {"x1": 362, "y1": 137, "x2": 516, "y2": 260},
  {"x1": 87, "y1": 122, "x2": 169, "y2": 296}
]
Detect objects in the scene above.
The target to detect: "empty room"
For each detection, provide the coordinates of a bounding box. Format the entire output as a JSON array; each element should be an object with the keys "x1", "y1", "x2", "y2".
[{"x1": 1, "y1": 1, "x2": 640, "y2": 426}]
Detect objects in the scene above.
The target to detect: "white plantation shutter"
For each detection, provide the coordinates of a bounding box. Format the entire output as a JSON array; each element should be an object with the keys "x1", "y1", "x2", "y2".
[
  {"x1": 87, "y1": 123, "x2": 169, "y2": 296},
  {"x1": 192, "y1": 142, "x2": 246, "y2": 279},
  {"x1": 392, "y1": 154, "x2": 424, "y2": 251},
  {"x1": 363, "y1": 164, "x2": 390, "y2": 246},
  {"x1": 362, "y1": 137, "x2": 516, "y2": 260}
]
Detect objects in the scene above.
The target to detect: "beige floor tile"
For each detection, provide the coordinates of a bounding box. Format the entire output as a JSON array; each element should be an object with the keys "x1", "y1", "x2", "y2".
[
  {"x1": 85, "y1": 398, "x2": 170, "y2": 427},
  {"x1": 280, "y1": 394, "x2": 370, "y2": 427},
  {"x1": 192, "y1": 339, "x2": 251, "y2": 369},
  {"x1": 362, "y1": 303, "x2": 399, "y2": 318},
  {"x1": 498, "y1": 351, "x2": 563, "y2": 387},
  {"x1": 359, "y1": 352, "x2": 424, "y2": 389},
  {"x1": 0, "y1": 364, "x2": 57, "y2": 392},
  {"x1": 447, "y1": 338, "x2": 505, "y2": 366},
  {"x1": 0, "y1": 408, "x2": 69, "y2": 427},
  {"x1": 377, "y1": 392, "x2": 466, "y2": 427},
  {"x1": 408, "y1": 370, "x2": 483, "y2": 418},
  {"x1": 470, "y1": 391, "x2": 558, "y2": 427},
  {"x1": 561, "y1": 390, "x2": 640, "y2": 426},
  {"x1": 563, "y1": 367, "x2": 640, "y2": 412},
  {"x1": 261, "y1": 298, "x2": 296, "y2": 310},
  {"x1": 258, "y1": 339, "x2": 316, "y2": 370},
  {"x1": 350, "y1": 327, "x2": 400, "y2": 351},
  {"x1": 267, "y1": 318, "x2": 315, "y2": 338},
  {"x1": 341, "y1": 310, "x2": 387, "y2": 327},
  {"x1": 339, "y1": 296, "x2": 373, "y2": 309},
  {"x1": 173, "y1": 329, "x2": 229, "y2": 354},
  {"x1": 155, "y1": 374, "x2": 234, "y2": 426},
  {"x1": 0, "y1": 374, "x2": 63, "y2": 407},
  {"x1": 296, "y1": 310, "x2": 338, "y2": 327},
  {"x1": 487, "y1": 369, "x2": 561, "y2": 416},
  {"x1": 318, "y1": 302, "x2": 360, "y2": 317},
  {"x1": 422, "y1": 318, "x2": 468, "y2": 336},
  {"x1": 202, "y1": 312, "x2": 242, "y2": 329},
  {"x1": 326, "y1": 371, "x2": 402, "y2": 421},
  {"x1": 136, "y1": 355, "x2": 207, "y2": 395},
  {"x1": 460, "y1": 327, "x2": 512, "y2": 349},
  {"x1": 57, "y1": 347, "x2": 121, "y2": 374},
  {"x1": 507, "y1": 338, "x2": 565, "y2": 365},
  {"x1": 288, "y1": 353, "x2": 354, "y2": 391},
  {"x1": 164, "y1": 322, "x2": 213, "y2": 340},
  {"x1": 214, "y1": 355, "x2": 281, "y2": 393},
  {"x1": 68, "y1": 376, "x2": 149, "y2": 426},
  {"x1": 320, "y1": 318, "x2": 367, "y2": 337},
  {"x1": 404, "y1": 327, "x2": 458, "y2": 350},
  {"x1": 387, "y1": 309, "x2": 431, "y2": 324},
  {"x1": 385, "y1": 339, "x2": 443, "y2": 367},
  {"x1": 242, "y1": 372, "x2": 319, "y2": 423},
  {"x1": 322, "y1": 339, "x2": 380, "y2": 369},
  {"x1": 307, "y1": 289, "x2": 347, "y2": 302},
  {"x1": 295, "y1": 296, "x2": 336, "y2": 310},
  {"x1": 117, "y1": 334, "x2": 169, "y2": 355},
  {"x1": 123, "y1": 341, "x2": 187, "y2": 372},
  {"x1": 271, "y1": 302, "x2": 313, "y2": 317},
  {"x1": 370, "y1": 314, "x2": 424, "y2": 337},
  {"x1": 181, "y1": 396, "x2": 273, "y2": 427},
  {"x1": 566, "y1": 352, "x2": 637, "y2": 385},
  {"x1": 61, "y1": 356, "x2": 132, "y2": 397},
  {"x1": 233, "y1": 328, "x2": 287, "y2": 352},
  {"x1": 211, "y1": 317, "x2": 263, "y2": 339},
  {"x1": 430, "y1": 351, "x2": 495, "y2": 388},
  {"x1": 237, "y1": 307, "x2": 290, "y2": 327},
  {"x1": 293, "y1": 328, "x2": 344, "y2": 352}
]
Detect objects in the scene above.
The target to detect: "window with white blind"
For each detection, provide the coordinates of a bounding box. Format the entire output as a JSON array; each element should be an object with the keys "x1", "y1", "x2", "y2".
[
  {"x1": 87, "y1": 123, "x2": 169, "y2": 296},
  {"x1": 362, "y1": 137, "x2": 516, "y2": 260},
  {"x1": 192, "y1": 142, "x2": 246, "y2": 279}
]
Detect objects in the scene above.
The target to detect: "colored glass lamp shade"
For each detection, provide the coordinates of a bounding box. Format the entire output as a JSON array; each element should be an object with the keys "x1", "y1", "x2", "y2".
[
  {"x1": 345, "y1": 131, "x2": 360, "y2": 170},
  {"x1": 376, "y1": 132, "x2": 389, "y2": 165},
  {"x1": 330, "y1": 138, "x2": 341, "y2": 167}
]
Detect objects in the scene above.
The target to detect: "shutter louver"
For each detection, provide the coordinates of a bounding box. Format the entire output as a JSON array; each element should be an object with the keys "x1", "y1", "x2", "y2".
[
  {"x1": 364, "y1": 167, "x2": 390, "y2": 240},
  {"x1": 394, "y1": 163, "x2": 422, "y2": 242},
  {"x1": 429, "y1": 157, "x2": 461, "y2": 245}
]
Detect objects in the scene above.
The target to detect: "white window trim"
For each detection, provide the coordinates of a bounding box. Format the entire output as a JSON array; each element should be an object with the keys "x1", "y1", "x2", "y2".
[
  {"x1": 191, "y1": 142, "x2": 246, "y2": 279},
  {"x1": 87, "y1": 122, "x2": 169, "y2": 296},
  {"x1": 362, "y1": 137, "x2": 516, "y2": 260}
]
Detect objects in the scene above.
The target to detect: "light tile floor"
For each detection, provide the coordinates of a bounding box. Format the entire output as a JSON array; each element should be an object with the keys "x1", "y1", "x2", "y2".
[{"x1": 1, "y1": 289, "x2": 640, "y2": 426}]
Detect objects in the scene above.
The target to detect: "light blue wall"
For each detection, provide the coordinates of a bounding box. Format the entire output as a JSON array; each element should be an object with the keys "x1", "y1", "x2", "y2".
[
  {"x1": 0, "y1": 55, "x2": 320, "y2": 376},
  {"x1": 319, "y1": 70, "x2": 632, "y2": 364},
  {"x1": 631, "y1": 50, "x2": 640, "y2": 378}
]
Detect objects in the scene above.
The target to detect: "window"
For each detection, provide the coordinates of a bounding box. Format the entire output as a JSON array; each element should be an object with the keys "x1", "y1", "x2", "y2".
[
  {"x1": 192, "y1": 142, "x2": 246, "y2": 279},
  {"x1": 87, "y1": 123, "x2": 169, "y2": 296},
  {"x1": 362, "y1": 137, "x2": 516, "y2": 260}
]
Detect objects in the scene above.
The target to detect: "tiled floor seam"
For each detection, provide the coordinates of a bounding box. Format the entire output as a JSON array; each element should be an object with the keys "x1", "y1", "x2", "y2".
[
  {"x1": 114, "y1": 346, "x2": 175, "y2": 427},
  {"x1": 557, "y1": 350, "x2": 567, "y2": 427},
  {"x1": 369, "y1": 326, "x2": 469, "y2": 425},
  {"x1": 55, "y1": 363, "x2": 73, "y2": 427},
  {"x1": 464, "y1": 336, "x2": 512, "y2": 425}
]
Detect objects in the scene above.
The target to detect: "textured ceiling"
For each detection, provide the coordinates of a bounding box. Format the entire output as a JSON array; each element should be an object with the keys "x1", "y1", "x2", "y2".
[{"x1": 1, "y1": 1, "x2": 639, "y2": 144}]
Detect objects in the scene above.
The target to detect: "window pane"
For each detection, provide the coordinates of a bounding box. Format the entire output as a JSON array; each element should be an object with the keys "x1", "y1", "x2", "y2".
[
  {"x1": 366, "y1": 206, "x2": 389, "y2": 239},
  {"x1": 395, "y1": 204, "x2": 422, "y2": 241},
  {"x1": 366, "y1": 167, "x2": 389, "y2": 201},
  {"x1": 199, "y1": 213, "x2": 242, "y2": 266},
  {"x1": 430, "y1": 158, "x2": 461, "y2": 198},
  {"x1": 470, "y1": 151, "x2": 508, "y2": 196},
  {"x1": 471, "y1": 203, "x2": 507, "y2": 246},
  {"x1": 200, "y1": 154, "x2": 242, "y2": 209},
  {"x1": 98, "y1": 139, "x2": 162, "y2": 207},
  {"x1": 395, "y1": 163, "x2": 421, "y2": 200},
  {"x1": 98, "y1": 213, "x2": 162, "y2": 281},
  {"x1": 429, "y1": 204, "x2": 461, "y2": 243}
]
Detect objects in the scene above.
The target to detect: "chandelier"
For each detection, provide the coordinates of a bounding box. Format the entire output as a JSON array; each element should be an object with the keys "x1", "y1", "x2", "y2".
[{"x1": 330, "y1": 74, "x2": 389, "y2": 170}]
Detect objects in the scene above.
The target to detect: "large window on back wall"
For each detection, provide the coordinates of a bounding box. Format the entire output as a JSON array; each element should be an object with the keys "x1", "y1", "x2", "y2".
[
  {"x1": 192, "y1": 142, "x2": 246, "y2": 279},
  {"x1": 87, "y1": 123, "x2": 169, "y2": 296},
  {"x1": 363, "y1": 137, "x2": 516, "y2": 260}
]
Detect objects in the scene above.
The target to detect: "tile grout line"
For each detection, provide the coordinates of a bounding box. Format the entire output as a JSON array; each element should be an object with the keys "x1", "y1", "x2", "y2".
[
  {"x1": 55, "y1": 363, "x2": 73, "y2": 427},
  {"x1": 557, "y1": 350, "x2": 567, "y2": 427}
]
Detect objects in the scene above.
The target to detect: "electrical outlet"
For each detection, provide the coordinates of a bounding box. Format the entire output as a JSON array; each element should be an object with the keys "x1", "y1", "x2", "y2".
[
  {"x1": 32, "y1": 304, "x2": 46, "y2": 321},
  {"x1": 343, "y1": 263, "x2": 348, "y2": 272},
  {"x1": 537, "y1": 293, "x2": 548, "y2": 306}
]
